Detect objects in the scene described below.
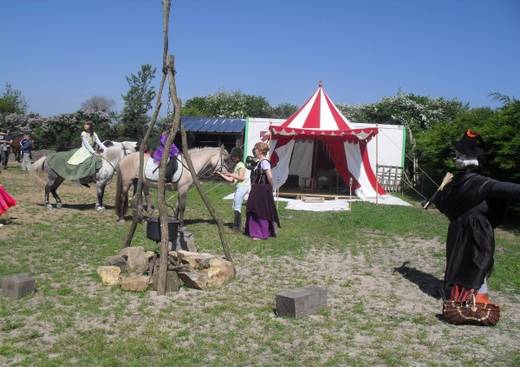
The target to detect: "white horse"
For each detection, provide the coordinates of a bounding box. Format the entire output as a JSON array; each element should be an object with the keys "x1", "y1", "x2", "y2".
[{"x1": 32, "y1": 141, "x2": 137, "y2": 211}]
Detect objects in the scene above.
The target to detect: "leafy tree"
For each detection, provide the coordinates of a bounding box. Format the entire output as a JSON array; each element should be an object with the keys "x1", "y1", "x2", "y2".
[
  {"x1": 81, "y1": 95, "x2": 115, "y2": 114},
  {"x1": 183, "y1": 90, "x2": 272, "y2": 118},
  {"x1": 270, "y1": 103, "x2": 298, "y2": 119},
  {"x1": 0, "y1": 83, "x2": 29, "y2": 130},
  {"x1": 120, "y1": 64, "x2": 156, "y2": 140}
]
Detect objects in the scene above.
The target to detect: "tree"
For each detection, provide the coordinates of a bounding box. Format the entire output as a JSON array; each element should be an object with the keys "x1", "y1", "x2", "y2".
[
  {"x1": 120, "y1": 64, "x2": 156, "y2": 140},
  {"x1": 183, "y1": 90, "x2": 272, "y2": 118},
  {"x1": 81, "y1": 95, "x2": 115, "y2": 113},
  {"x1": 0, "y1": 83, "x2": 28, "y2": 115},
  {"x1": 270, "y1": 103, "x2": 298, "y2": 119}
]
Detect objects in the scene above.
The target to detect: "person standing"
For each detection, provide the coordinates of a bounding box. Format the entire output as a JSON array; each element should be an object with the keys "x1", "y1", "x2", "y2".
[
  {"x1": 215, "y1": 147, "x2": 249, "y2": 231},
  {"x1": 19, "y1": 134, "x2": 33, "y2": 171},
  {"x1": 432, "y1": 130, "x2": 520, "y2": 310},
  {"x1": 0, "y1": 130, "x2": 13, "y2": 169},
  {"x1": 244, "y1": 142, "x2": 280, "y2": 240},
  {"x1": 0, "y1": 182, "x2": 16, "y2": 224}
]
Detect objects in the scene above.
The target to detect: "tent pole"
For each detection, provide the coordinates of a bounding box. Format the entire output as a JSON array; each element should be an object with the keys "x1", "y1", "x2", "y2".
[{"x1": 375, "y1": 125, "x2": 379, "y2": 205}]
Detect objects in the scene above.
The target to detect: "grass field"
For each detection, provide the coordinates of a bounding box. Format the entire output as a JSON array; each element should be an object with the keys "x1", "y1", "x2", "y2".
[{"x1": 1, "y1": 165, "x2": 520, "y2": 366}]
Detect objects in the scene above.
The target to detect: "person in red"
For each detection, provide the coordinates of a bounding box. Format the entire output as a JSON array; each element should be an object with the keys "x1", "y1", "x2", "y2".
[{"x1": 0, "y1": 183, "x2": 16, "y2": 220}]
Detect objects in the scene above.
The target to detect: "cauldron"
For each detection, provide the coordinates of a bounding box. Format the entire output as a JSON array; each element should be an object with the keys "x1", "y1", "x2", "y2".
[{"x1": 146, "y1": 216, "x2": 180, "y2": 243}]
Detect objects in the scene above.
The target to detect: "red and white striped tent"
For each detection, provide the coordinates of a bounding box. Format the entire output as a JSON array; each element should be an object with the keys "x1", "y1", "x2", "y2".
[{"x1": 268, "y1": 83, "x2": 385, "y2": 197}]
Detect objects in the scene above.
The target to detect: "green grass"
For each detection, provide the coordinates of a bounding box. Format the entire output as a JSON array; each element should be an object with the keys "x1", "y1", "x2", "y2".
[{"x1": 1, "y1": 167, "x2": 519, "y2": 366}]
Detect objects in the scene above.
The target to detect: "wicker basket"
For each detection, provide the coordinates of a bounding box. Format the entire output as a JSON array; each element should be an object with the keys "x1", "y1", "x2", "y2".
[{"x1": 442, "y1": 295, "x2": 500, "y2": 326}]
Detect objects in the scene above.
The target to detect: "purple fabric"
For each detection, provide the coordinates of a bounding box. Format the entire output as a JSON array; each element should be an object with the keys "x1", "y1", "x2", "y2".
[
  {"x1": 246, "y1": 215, "x2": 272, "y2": 239},
  {"x1": 152, "y1": 134, "x2": 180, "y2": 164}
]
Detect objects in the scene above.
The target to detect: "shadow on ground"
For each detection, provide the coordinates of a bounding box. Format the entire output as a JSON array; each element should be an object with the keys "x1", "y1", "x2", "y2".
[{"x1": 394, "y1": 261, "x2": 443, "y2": 300}]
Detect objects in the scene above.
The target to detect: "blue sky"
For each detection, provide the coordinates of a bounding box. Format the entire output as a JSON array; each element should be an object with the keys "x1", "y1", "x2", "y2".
[{"x1": 1, "y1": 0, "x2": 519, "y2": 116}]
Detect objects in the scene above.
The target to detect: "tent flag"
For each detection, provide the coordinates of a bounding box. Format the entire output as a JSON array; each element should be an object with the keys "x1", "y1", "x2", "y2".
[{"x1": 269, "y1": 83, "x2": 385, "y2": 197}]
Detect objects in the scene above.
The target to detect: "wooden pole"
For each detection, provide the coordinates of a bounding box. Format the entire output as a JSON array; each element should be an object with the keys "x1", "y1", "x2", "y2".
[
  {"x1": 122, "y1": 0, "x2": 171, "y2": 248},
  {"x1": 181, "y1": 127, "x2": 233, "y2": 262},
  {"x1": 156, "y1": 55, "x2": 182, "y2": 295}
]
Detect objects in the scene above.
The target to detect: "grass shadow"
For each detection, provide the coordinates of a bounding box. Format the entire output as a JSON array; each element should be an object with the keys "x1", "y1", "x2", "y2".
[{"x1": 394, "y1": 261, "x2": 443, "y2": 300}]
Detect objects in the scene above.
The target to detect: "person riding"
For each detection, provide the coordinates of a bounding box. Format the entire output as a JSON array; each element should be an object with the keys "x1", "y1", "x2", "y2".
[
  {"x1": 432, "y1": 129, "x2": 520, "y2": 313},
  {"x1": 67, "y1": 121, "x2": 106, "y2": 165},
  {"x1": 45, "y1": 121, "x2": 106, "y2": 186},
  {"x1": 244, "y1": 142, "x2": 280, "y2": 240},
  {"x1": 215, "y1": 147, "x2": 249, "y2": 231},
  {"x1": 152, "y1": 128, "x2": 180, "y2": 182}
]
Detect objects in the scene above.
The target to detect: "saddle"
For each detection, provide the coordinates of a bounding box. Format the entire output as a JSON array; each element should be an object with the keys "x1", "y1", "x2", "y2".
[{"x1": 144, "y1": 155, "x2": 183, "y2": 183}]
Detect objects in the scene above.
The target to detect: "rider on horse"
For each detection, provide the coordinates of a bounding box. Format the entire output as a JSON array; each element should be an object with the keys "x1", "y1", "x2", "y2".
[
  {"x1": 152, "y1": 127, "x2": 180, "y2": 183},
  {"x1": 46, "y1": 121, "x2": 106, "y2": 186}
]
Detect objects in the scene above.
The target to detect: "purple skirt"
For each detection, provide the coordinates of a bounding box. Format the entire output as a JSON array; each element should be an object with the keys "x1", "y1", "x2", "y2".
[{"x1": 246, "y1": 214, "x2": 275, "y2": 239}]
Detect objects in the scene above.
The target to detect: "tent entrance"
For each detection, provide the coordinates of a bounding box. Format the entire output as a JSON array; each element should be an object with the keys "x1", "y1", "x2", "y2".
[{"x1": 278, "y1": 139, "x2": 351, "y2": 197}]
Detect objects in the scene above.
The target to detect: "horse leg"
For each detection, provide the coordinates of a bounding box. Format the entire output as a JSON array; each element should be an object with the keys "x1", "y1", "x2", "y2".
[
  {"x1": 175, "y1": 191, "x2": 187, "y2": 227},
  {"x1": 50, "y1": 176, "x2": 64, "y2": 208},
  {"x1": 143, "y1": 183, "x2": 152, "y2": 213},
  {"x1": 96, "y1": 181, "x2": 107, "y2": 212}
]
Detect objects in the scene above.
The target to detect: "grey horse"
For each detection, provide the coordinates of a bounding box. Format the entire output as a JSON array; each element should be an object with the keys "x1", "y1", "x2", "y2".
[{"x1": 32, "y1": 141, "x2": 137, "y2": 211}]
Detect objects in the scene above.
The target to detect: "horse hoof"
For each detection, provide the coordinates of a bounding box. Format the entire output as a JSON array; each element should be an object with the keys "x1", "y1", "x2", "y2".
[
  {"x1": 117, "y1": 219, "x2": 125, "y2": 224},
  {"x1": 56, "y1": 203, "x2": 62, "y2": 209},
  {"x1": 46, "y1": 204, "x2": 53, "y2": 210},
  {"x1": 96, "y1": 206, "x2": 106, "y2": 212}
]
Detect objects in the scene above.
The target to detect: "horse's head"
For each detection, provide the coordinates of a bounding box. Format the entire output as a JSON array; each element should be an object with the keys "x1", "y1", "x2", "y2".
[
  {"x1": 121, "y1": 141, "x2": 138, "y2": 154},
  {"x1": 209, "y1": 145, "x2": 231, "y2": 172}
]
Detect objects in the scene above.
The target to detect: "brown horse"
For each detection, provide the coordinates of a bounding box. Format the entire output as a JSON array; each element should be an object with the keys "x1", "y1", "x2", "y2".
[{"x1": 115, "y1": 147, "x2": 230, "y2": 224}]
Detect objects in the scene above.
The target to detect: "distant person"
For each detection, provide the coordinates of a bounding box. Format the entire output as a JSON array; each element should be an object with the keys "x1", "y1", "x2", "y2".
[
  {"x1": 215, "y1": 147, "x2": 249, "y2": 231},
  {"x1": 244, "y1": 142, "x2": 280, "y2": 240},
  {"x1": 152, "y1": 127, "x2": 180, "y2": 182},
  {"x1": 0, "y1": 130, "x2": 13, "y2": 169},
  {"x1": 19, "y1": 134, "x2": 33, "y2": 171}
]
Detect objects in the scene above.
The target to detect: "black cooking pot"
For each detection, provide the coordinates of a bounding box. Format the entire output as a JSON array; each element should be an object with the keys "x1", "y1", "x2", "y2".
[{"x1": 146, "y1": 216, "x2": 180, "y2": 243}]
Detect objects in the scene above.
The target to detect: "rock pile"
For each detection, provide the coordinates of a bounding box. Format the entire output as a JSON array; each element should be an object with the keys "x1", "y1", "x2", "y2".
[{"x1": 97, "y1": 247, "x2": 234, "y2": 293}]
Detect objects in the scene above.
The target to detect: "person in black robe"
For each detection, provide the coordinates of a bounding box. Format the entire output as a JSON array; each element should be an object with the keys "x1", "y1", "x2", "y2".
[{"x1": 432, "y1": 130, "x2": 520, "y2": 304}]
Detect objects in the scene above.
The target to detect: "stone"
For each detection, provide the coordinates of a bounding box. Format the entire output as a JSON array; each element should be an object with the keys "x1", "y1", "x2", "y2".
[
  {"x1": 165, "y1": 271, "x2": 182, "y2": 293},
  {"x1": 97, "y1": 266, "x2": 121, "y2": 286},
  {"x1": 121, "y1": 275, "x2": 150, "y2": 292},
  {"x1": 178, "y1": 271, "x2": 209, "y2": 290},
  {"x1": 176, "y1": 230, "x2": 197, "y2": 252},
  {"x1": 206, "y1": 257, "x2": 235, "y2": 288},
  {"x1": 104, "y1": 255, "x2": 127, "y2": 273},
  {"x1": 2, "y1": 274, "x2": 36, "y2": 299},
  {"x1": 151, "y1": 269, "x2": 181, "y2": 293},
  {"x1": 119, "y1": 246, "x2": 149, "y2": 275},
  {"x1": 171, "y1": 250, "x2": 214, "y2": 270},
  {"x1": 275, "y1": 287, "x2": 328, "y2": 318}
]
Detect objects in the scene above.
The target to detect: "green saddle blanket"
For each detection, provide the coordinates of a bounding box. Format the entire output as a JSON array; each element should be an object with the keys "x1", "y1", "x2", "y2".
[{"x1": 46, "y1": 149, "x2": 102, "y2": 180}]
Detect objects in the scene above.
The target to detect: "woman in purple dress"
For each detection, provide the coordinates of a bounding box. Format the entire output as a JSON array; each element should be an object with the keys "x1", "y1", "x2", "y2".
[
  {"x1": 152, "y1": 130, "x2": 180, "y2": 182},
  {"x1": 245, "y1": 142, "x2": 280, "y2": 240}
]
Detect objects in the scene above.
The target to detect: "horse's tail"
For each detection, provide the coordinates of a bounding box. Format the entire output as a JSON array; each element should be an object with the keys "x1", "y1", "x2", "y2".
[{"x1": 31, "y1": 156, "x2": 47, "y2": 177}]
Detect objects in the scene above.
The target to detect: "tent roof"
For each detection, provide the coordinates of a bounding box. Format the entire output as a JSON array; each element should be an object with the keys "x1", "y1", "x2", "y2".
[
  {"x1": 182, "y1": 116, "x2": 245, "y2": 134},
  {"x1": 270, "y1": 83, "x2": 378, "y2": 141}
]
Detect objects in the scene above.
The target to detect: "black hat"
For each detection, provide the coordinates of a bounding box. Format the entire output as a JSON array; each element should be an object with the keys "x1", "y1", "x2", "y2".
[
  {"x1": 230, "y1": 147, "x2": 243, "y2": 158},
  {"x1": 455, "y1": 129, "x2": 484, "y2": 156}
]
